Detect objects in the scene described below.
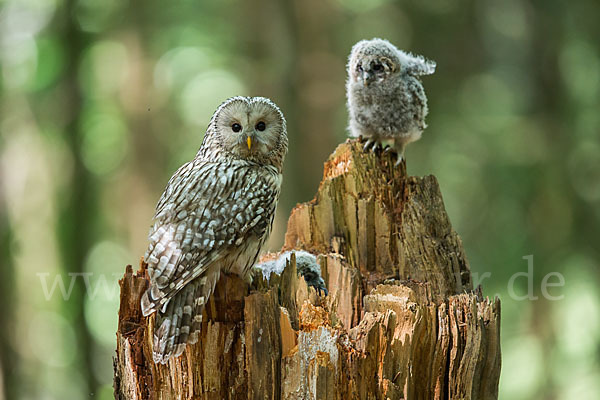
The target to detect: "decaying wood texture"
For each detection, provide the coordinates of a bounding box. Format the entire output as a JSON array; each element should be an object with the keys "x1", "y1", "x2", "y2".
[{"x1": 114, "y1": 140, "x2": 501, "y2": 399}]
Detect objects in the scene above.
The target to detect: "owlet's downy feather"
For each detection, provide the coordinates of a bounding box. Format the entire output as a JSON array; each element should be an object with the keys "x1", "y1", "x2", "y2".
[
  {"x1": 346, "y1": 38, "x2": 436, "y2": 164},
  {"x1": 141, "y1": 96, "x2": 288, "y2": 364},
  {"x1": 254, "y1": 250, "x2": 328, "y2": 296}
]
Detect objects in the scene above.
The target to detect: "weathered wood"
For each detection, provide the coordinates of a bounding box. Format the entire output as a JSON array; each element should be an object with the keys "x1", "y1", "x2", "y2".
[{"x1": 114, "y1": 140, "x2": 501, "y2": 399}]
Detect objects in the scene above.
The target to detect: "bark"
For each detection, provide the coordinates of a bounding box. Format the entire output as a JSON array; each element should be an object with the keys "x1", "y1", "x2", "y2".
[{"x1": 114, "y1": 140, "x2": 501, "y2": 399}]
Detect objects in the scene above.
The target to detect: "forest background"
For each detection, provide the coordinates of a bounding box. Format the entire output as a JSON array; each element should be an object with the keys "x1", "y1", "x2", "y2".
[{"x1": 1, "y1": 0, "x2": 599, "y2": 399}]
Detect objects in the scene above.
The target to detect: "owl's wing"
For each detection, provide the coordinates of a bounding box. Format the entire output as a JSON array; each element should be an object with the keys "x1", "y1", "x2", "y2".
[
  {"x1": 141, "y1": 159, "x2": 279, "y2": 315},
  {"x1": 399, "y1": 50, "x2": 436, "y2": 76}
]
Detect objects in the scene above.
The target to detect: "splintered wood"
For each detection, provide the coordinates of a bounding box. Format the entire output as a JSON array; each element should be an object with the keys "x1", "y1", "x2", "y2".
[{"x1": 114, "y1": 140, "x2": 501, "y2": 399}]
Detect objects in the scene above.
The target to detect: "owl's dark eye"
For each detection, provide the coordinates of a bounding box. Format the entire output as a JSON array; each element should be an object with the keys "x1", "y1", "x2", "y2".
[
  {"x1": 231, "y1": 123, "x2": 242, "y2": 132},
  {"x1": 372, "y1": 63, "x2": 383, "y2": 71},
  {"x1": 255, "y1": 121, "x2": 266, "y2": 131}
]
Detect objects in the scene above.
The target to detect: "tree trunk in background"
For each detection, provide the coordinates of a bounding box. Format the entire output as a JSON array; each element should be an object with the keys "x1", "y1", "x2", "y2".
[
  {"x1": 0, "y1": 193, "x2": 16, "y2": 400},
  {"x1": 57, "y1": 0, "x2": 98, "y2": 393},
  {"x1": 113, "y1": 140, "x2": 501, "y2": 399}
]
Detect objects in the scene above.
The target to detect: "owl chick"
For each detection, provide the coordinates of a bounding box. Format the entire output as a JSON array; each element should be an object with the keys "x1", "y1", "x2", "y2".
[
  {"x1": 294, "y1": 251, "x2": 328, "y2": 296},
  {"x1": 346, "y1": 38, "x2": 436, "y2": 164},
  {"x1": 141, "y1": 96, "x2": 288, "y2": 364},
  {"x1": 255, "y1": 250, "x2": 328, "y2": 296}
]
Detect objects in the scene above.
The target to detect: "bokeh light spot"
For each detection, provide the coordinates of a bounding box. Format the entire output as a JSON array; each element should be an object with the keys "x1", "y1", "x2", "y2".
[
  {"x1": 1, "y1": 33, "x2": 37, "y2": 90},
  {"x1": 178, "y1": 70, "x2": 246, "y2": 127},
  {"x1": 80, "y1": 107, "x2": 129, "y2": 176},
  {"x1": 83, "y1": 241, "x2": 129, "y2": 347},
  {"x1": 559, "y1": 40, "x2": 600, "y2": 104},
  {"x1": 79, "y1": 40, "x2": 129, "y2": 98},
  {"x1": 28, "y1": 311, "x2": 77, "y2": 367},
  {"x1": 499, "y1": 334, "x2": 543, "y2": 399},
  {"x1": 30, "y1": 36, "x2": 65, "y2": 91},
  {"x1": 568, "y1": 140, "x2": 600, "y2": 202},
  {"x1": 460, "y1": 73, "x2": 519, "y2": 132},
  {"x1": 154, "y1": 46, "x2": 213, "y2": 94},
  {"x1": 484, "y1": 0, "x2": 529, "y2": 40}
]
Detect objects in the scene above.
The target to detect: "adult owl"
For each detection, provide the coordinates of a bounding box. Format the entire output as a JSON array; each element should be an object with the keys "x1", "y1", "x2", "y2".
[
  {"x1": 141, "y1": 96, "x2": 288, "y2": 364},
  {"x1": 346, "y1": 38, "x2": 436, "y2": 164}
]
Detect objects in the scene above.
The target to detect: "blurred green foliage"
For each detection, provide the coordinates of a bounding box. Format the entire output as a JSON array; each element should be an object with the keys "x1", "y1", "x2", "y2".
[{"x1": 0, "y1": 0, "x2": 599, "y2": 399}]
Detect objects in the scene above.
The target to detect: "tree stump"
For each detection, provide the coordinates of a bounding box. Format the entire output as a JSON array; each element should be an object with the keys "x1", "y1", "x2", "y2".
[{"x1": 113, "y1": 140, "x2": 501, "y2": 399}]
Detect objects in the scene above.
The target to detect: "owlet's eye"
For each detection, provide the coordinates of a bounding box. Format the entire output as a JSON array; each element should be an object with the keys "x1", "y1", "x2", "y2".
[
  {"x1": 231, "y1": 123, "x2": 242, "y2": 132},
  {"x1": 255, "y1": 121, "x2": 266, "y2": 131},
  {"x1": 372, "y1": 63, "x2": 383, "y2": 71}
]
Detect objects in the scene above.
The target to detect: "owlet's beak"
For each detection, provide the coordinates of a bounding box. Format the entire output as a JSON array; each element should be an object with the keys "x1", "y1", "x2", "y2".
[
  {"x1": 247, "y1": 136, "x2": 252, "y2": 150},
  {"x1": 362, "y1": 70, "x2": 373, "y2": 86}
]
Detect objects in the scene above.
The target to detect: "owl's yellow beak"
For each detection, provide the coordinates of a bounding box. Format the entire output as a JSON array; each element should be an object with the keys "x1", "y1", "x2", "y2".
[{"x1": 246, "y1": 136, "x2": 252, "y2": 150}]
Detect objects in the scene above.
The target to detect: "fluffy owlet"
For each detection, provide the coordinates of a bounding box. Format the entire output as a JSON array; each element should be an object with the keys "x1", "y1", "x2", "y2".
[
  {"x1": 346, "y1": 38, "x2": 436, "y2": 164},
  {"x1": 255, "y1": 250, "x2": 328, "y2": 295},
  {"x1": 141, "y1": 96, "x2": 288, "y2": 364}
]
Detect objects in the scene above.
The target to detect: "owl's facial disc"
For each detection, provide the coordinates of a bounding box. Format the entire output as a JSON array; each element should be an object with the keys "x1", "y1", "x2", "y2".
[
  {"x1": 217, "y1": 100, "x2": 284, "y2": 163},
  {"x1": 355, "y1": 56, "x2": 395, "y2": 86}
]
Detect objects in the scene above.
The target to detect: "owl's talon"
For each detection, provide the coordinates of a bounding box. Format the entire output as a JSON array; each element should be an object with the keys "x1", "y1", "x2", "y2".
[
  {"x1": 394, "y1": 156, "x2": 404, "y2": 167},
  {"x1": 363, "y1": 140, "x2": 375, "y2": 152}
]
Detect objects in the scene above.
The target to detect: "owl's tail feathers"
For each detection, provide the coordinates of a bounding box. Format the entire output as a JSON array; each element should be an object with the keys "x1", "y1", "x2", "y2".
[
  {"x1": 151, "y1": 270, "x2": 220, "y2": 364},
  {"x1": 141, "y1": 284, "x2": 167, "y2": 317}
]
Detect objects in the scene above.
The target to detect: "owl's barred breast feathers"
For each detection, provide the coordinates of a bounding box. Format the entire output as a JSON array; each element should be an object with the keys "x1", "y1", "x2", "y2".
[{"x1": 141, "y1": 96, "x2": 287, "y2": 363}]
